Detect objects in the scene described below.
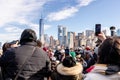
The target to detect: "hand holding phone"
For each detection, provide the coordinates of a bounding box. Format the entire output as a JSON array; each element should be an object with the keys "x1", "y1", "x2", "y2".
[{"x1": 97, "y1": 32, "x2": 106, "y2": 42}]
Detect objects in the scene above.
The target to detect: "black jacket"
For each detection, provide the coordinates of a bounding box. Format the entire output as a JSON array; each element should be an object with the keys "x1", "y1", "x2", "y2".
[{"x1": 0, "y1": 42, "x2": 51, "y2": 80}]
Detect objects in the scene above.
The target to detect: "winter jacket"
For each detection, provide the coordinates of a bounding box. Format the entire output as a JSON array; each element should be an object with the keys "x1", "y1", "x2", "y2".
[
  {"x1": 51, "y1": 62, "x2": 83, "y2": 80},
  {"x1": 0, "y1": 42, "x2": 51, "y2": 80},
  {"x1": 84, "y1": 64, "x2": 120, "y2": 80}
]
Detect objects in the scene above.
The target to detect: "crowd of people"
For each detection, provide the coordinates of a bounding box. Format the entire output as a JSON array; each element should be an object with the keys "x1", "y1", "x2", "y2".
[{"x1": 0, "y1": 28, "x2": 120, "y2": 80}]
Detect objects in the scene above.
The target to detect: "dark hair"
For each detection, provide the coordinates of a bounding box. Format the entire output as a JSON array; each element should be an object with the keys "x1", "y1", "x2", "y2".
[
  {"x1": 9, "y1": 40, "x2": 19, "y2": 45},
  {"x1": 98, "y1": 37, "x2": 120, "y2": 65},
  {"x1": 2, "y1": 42, "x2": 11, "y2": 53},
  {"x1": 20, "y1": 29, "x2": 37, "y2": 45},
  {"x1": 62, "y1": 56, "x2": 76, "y2": 67},
  {"x1": 36, "y1": 39, "x2": 42, "y2": 47}
]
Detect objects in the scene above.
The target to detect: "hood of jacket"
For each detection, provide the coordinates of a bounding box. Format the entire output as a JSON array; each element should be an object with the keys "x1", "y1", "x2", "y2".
[{"x1": 57, "y1": 62, "x2": 83, "y2": 76}]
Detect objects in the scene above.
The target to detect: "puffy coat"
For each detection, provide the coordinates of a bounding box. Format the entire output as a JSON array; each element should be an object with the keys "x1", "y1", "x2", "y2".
[{"x1": 0, "y1": 42, "x2": 51, "y2": 80}]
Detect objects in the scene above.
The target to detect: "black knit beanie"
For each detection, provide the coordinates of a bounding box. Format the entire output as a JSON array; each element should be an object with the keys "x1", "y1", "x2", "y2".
[
  {"x1": 20, "y1": 29, "x2": 37, "y2": 44},
  {"x1": 62, "y1": 56, "x2": 76, "y2": 67}
]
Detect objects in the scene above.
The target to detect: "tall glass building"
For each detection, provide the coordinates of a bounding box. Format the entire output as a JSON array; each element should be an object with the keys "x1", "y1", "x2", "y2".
[
  {"x1": 68, "y1": 32, "x2": 74, "y2": 48},
  {"x1": 39, "y1": 18, "x2": 44, "y2": 44},
  {"x1": 58, "y1": 25, "x2": 68, "y2": 47},
  {"x1": 58, "y1": 25, "x2": 63, "y2": 45}
]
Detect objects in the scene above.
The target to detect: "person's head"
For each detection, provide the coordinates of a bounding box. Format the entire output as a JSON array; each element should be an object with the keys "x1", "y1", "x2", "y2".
[
  {"x1": 56, "y1": 56, "x2": 83, "y2": 79},
  {"x1": 76, "y1": 54, "x2": 82, "y2": 62},
  {"x1": 60, "y1": 49, "x2": 65, "y2": 54},
  {"x1": 85, "y1": 46, "x2": 91, "y2": 51},
  {"x1": 36, "y1": 39, "x2": 42, "y2": 47},
  {"x1": 51, "y1": 60, "x2": 60, "y2": 71},
  {"x1": 9, "y1": 40, "x2": 19, "y2": 48},
  {"x1": 2, "y1": 42, "x2": 11, "y2": 53},
  {"x1": 20, "y1": 29, "x2": 37, "y2": 45},
  {"x1": 62, "y1": 56, "x2": 76, "y2": 67},
  {"x1": 43, "y1": 47, "x2": 48, "y2": 52},
  {"x1": 70, "y1": 48, "x2": 74, "y2": 52},
  {"x1": 98, "y1": 37, "x2": 120, "y2": 65},
  {"x1": 56, "y1": 46, "x2": 61, "y2": 51}
]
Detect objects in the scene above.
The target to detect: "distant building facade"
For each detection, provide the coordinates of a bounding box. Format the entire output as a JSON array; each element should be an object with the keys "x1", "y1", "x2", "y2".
[
  {"x1": 44, "y1": 34, "x2": 49, "y2": 46},
  {"x1": 50, "y1": 36, "x2": 54, "y2": 48},
  {"x1": 48, "y1": 25, "x2": 101, "y2": 49},
  {"x1": 58, "y1": 25, "x2": 63, "y2": 45},
  {"x1": 86, "y1": 30, "x2": 94, "y2": 37},
  {"x1": 117, "y1": 29, "x2": 120, "y2": 36},
  {"x1": 68, "y1": 32, "x2": 74, "y2": 48},
  {"x1": 78, "y1": 32, "x2": 84, "y2": 38}
]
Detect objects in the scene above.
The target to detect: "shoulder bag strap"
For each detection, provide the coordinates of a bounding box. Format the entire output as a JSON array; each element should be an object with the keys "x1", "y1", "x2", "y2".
[{"x1": 14, "y1": 47, "x2": 36, "y2": 80}]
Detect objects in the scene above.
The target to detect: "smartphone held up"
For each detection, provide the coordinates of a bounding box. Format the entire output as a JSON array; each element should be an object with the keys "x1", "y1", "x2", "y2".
[{"x1": 95, "y1": 24, "x2": 101, "y2": 36}]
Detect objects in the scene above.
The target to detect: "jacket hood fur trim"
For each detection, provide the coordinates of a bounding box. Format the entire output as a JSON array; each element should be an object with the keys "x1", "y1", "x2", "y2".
[{"x1": 57, "y1": 62, "x2": 83, "y2": 76}]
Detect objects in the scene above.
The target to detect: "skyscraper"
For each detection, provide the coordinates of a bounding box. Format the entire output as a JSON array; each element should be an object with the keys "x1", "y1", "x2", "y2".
[
  {"x1": 58, "y1": 25, "x2": 63, "y2": 45},
  {"x1": 68, "y1": 32, "x2": 74, "y2": 48},
  {"x1": 44, "y1": 34, "x2": 49, "y2": 46},
  {"x1": 58, "y1": 25, "x2": 68, "y2": 47},
  {"x1": 39, "y1": 18, "x2": 44, "y2": 44},
  {"x1": 117, "y1": 29, "x2": 120, "y2": 36},
  {"x1": 50, "y1": 36, "x2": 54, "y2": 48},
  {"x1": 63, "y1": 27, "x2": 68, "y2": 47}
]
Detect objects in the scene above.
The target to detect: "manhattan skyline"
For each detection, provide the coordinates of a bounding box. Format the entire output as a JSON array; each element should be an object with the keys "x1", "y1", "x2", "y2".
[{"x1": 0, "y1": 0, "x2": 120, "y2": 43}]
